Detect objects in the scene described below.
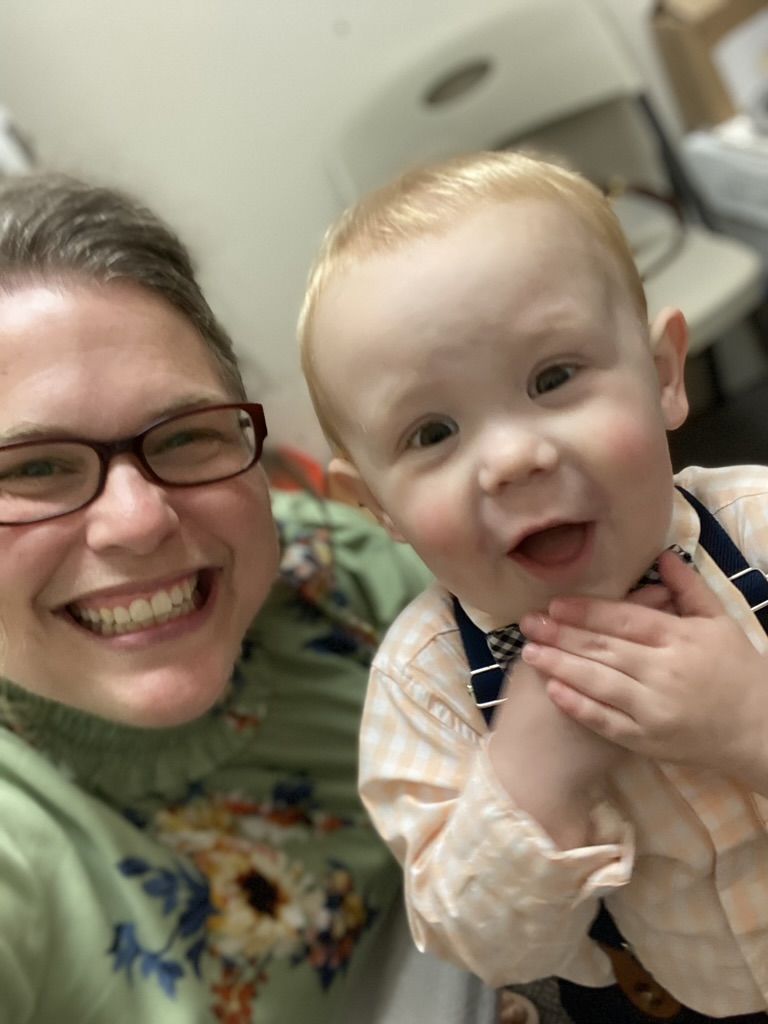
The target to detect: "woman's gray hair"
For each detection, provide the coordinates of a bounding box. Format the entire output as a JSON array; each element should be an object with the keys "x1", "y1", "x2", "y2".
[{"x1": 0, "y1": 172, "x2": 246, "y2": 399}]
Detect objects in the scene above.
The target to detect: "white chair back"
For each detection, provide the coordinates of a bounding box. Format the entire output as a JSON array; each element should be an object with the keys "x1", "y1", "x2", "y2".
[{"x1": 328, "y1": 0, "x2": 645, "y2": 202}]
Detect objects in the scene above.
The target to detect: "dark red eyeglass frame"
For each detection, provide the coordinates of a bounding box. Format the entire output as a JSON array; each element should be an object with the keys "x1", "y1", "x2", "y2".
[{"x1": 0, "y1": 402, "x2": 268, "y2": 525}]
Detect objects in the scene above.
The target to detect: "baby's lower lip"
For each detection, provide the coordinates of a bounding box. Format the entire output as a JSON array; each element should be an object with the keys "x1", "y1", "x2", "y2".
[{"x1": 509, "y1": 522, "x2": 595, "y2": 579}]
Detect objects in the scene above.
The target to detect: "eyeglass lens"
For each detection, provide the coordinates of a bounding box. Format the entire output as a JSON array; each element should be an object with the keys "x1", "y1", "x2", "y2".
[{"x1": 0, "y1": 406, "x2": 259, "y2": 524}]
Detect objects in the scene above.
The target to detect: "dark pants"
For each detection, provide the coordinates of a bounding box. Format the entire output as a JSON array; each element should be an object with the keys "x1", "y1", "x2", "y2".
[
  {"x1": 558, "y1": 979, "x2": 768, "y2": 1024},
  {"x1": 560, "y1": 904, "x2": 768, "y2": 1023}
]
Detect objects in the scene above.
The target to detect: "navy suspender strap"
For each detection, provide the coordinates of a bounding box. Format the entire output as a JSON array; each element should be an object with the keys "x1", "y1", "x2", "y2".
[
  {"x1": 678, "y1": 486, "x2": 768, "y2": 631},
  {"x1": 452, "y1": 598, "x2": 506, "y2": 725}
]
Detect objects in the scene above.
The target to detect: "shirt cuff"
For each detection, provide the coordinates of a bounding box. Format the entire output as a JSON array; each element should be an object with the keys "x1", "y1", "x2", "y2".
[{"x1": 462, "y1": 737, "x2": 634, "y2": 904}]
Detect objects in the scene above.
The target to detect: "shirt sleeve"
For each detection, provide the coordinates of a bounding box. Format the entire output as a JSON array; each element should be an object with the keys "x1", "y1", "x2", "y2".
[{"x1": 359, "y1": 615, "x2": 635, "y2": 989}]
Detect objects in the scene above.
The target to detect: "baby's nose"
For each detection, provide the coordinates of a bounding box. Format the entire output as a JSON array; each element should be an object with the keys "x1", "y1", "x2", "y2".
[{"x1": 477, "y1": 430, "x2": 559, "y2": 493}]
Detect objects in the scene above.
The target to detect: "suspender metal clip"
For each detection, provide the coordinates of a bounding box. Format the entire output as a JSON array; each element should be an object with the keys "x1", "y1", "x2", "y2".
[
  {"x1": 467, "y1": 663, "x2": 508, "y2": 711},
  {"x1": 728, "y1": 566, "x2": 768, "y2": 614}
]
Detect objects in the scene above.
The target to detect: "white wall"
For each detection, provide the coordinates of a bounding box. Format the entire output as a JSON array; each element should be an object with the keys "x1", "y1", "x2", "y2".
[{"x1": 0, "y1": 0, "x2": 678, "y2": 457}]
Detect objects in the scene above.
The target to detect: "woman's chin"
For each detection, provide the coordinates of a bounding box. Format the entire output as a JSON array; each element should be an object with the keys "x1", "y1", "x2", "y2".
[
  {"x1": 11, "y1": 667, "x2": 233, "y2": 730},
  {"x1": 108, "y1": 674, "x2": 230, "y2": 729}
]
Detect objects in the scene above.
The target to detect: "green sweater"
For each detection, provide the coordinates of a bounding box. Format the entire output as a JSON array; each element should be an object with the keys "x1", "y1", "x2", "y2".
[{"x1": 0, "y1": 491, "x2": 431, "y2": 1024}]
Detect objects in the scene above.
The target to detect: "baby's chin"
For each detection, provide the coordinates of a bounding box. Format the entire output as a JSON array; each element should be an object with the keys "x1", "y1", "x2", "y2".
[
  {"x1": 557, "y1": 574, "x2": 635, "y2": 603},
  {"x1": 461, "y1": 571, "x2": 644, "y2": 630},
  {"x1": 460, "y1": 597, "x2": 541, "y2": 632}
]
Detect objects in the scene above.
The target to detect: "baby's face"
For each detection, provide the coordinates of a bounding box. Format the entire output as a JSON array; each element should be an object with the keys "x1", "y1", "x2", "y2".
[{"x1": 312, "y1": 198, "x2": 688, "y2": 626}]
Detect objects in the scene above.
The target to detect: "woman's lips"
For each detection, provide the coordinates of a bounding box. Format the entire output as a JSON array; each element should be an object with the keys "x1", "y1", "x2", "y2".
[{"x1": 509, "y1": 522, "x2": 595, "y2": 580}]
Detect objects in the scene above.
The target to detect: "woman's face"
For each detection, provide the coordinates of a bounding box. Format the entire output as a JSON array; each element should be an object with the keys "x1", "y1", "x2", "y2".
[{"x1": 0, "y1": 280, "x2": 279, "y2": 727}]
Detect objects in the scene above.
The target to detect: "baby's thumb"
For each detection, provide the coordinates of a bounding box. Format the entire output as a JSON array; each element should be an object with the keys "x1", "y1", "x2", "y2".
[{"x1": 658, "y1": 549, "x2": 722, "y2": 618}]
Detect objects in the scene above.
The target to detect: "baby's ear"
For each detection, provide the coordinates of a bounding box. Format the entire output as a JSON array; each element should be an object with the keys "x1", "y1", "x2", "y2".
[
  {"x1": 650, "y1": 306, "x2": 689, "y2": 431},
  {"x1": 327, "y1": 458, "x2": 406, "y2": 541}
]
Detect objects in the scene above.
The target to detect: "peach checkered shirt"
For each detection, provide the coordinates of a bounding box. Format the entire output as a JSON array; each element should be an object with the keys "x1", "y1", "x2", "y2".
[{"x1": 360, "y1": 466, "x2": 768, "y2": 1016}]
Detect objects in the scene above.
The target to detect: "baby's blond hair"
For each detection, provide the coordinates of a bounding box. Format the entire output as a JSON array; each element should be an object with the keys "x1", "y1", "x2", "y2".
[{"x1": 298, "y1": 150, "x2": 648, "y2": 454}]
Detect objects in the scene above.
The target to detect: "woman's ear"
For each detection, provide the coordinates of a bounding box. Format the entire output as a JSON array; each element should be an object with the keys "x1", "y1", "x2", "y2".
[
  {"x1": 327, "y1": 458, "x2": 406, "y2": 541},
  {"x1": 650, "y1": 306, "x2": 689, "y2": 431}
]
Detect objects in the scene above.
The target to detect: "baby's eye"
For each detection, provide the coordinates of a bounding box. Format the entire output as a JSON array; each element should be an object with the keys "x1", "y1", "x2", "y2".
[
  {"x1": 407, "y1": 418, "x2": 458, "y2": 450},
  {"x1": 530, "y1": 364, "x2": 577, "y2": 396}
]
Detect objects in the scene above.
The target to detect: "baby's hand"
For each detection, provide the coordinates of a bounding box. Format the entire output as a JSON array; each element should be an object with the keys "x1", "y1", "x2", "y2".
[
  {"x1": 520, "y1": 551, "x2": 768, "y2": 789},
  {"x1": 488, "y1": 654, "x2": 624, "y2": 849}
]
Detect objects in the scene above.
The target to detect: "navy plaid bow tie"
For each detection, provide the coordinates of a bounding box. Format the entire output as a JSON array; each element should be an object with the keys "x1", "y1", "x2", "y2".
[{"x1": 485, "y1": 546, "x2": 691, "y2": 669}]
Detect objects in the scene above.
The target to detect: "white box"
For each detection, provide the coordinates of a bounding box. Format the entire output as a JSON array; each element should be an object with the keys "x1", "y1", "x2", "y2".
[{"x1": 683, "y1": 115, "x2": 768, "y2": 234}]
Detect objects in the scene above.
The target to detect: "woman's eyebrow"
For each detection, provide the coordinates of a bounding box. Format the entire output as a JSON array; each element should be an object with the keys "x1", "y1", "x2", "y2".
[
  {"x1": 0, "y1": 393, "x2": 226, "y2": 446},
  {"x1": 0, "y1": 423, "x2": 60, "y2": 445}
]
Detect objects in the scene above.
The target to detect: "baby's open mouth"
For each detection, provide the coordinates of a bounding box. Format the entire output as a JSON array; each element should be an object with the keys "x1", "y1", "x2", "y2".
[
  {"x1": 512, "y1": 523, "x2": 591, "y2": 567},
  {"x1": 67, "y1": 571, "x2": 208, "y2": 636}
]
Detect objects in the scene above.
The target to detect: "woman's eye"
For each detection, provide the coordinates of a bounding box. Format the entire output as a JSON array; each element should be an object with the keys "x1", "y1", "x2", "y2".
[
  {"x1": 530, "y1": 364, "x2": 577, "y2": 396},
  {"x1": 150, "y1": 429, "x2": 227, "y2": 457},
  {"x1": 156, "y1": 430, "x2": 203, "y2": 451},
  {"x1": 407, "y1": 419, "x2": 457, "y2": 450},
  {"x1": 0, "y1": 459, "x2": 67, "y2": 480}
]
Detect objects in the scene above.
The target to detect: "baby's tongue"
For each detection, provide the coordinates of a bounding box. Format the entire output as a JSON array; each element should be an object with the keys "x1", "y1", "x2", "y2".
[{"x1": 516, "y1": 523, "x2": 586, "y2": 565}]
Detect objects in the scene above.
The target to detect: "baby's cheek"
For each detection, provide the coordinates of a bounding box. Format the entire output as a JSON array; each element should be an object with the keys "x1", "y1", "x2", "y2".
[
  {"x1": 598, "y1": 413, "x2": 668, "y2": 469},
  {"x1": 401, "y1": 497, "x2": 469, "y2": 562},
  {"x1": 598, "y1": 412, "x2": 675, "y2": 524}
]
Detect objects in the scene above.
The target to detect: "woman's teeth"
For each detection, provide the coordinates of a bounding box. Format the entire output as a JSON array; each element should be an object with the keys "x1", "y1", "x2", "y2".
[{"x1": 70, "y1": 577, "x2": 201, "y2": 636}]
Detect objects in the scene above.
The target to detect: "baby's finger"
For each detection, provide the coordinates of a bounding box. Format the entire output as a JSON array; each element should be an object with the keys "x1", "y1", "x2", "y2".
[
  {"x1": 658, "y1": 550, "x2": 724, "y2": 619},
  {"x1": 544, "y1": 677, "x2": 640, "y2": 745},
  {"x1": 543, "y1": 594, "x2": 669, "y2": 646},
  {"x1": 521, "y1": 641, "x2": 638, "y2": 714},
  {"x1": 520, "y1": 615, "x2": 646, "y2": 675},
  {"x1": 626, "y1": 585, "x2": 675, "y2": 612}
]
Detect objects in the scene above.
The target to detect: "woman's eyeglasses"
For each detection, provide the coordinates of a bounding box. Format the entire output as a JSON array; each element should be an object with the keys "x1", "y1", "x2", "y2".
[{"x1": 0, "y1": 402, "x2": 268, "y2": 525}]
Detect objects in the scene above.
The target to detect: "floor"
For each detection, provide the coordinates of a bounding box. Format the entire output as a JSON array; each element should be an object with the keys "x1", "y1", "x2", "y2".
[{"x1": 668, "y1": 373, "x2": 768, "y2": 473}]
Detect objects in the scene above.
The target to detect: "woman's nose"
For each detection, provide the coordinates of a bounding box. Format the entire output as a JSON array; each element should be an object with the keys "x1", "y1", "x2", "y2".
[
  {"x1": 477, "y1": 428, "x2": 559, "y2": 494},
  {"x1": 84, "y1": 458, "x2": 180, "y2": 554}
]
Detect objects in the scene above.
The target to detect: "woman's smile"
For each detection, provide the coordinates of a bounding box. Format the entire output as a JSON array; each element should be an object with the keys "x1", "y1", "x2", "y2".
[{"x1": 65, "y1": 568, "x2": 211, "y2": 637}]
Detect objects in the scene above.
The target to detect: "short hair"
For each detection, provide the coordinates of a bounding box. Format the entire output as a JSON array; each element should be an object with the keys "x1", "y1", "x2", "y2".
[
  {"x1": 298, "y1": 150, "x2": 648, "y2": 453},
  {"x1": 0, "y1": 172, "x2": 246, "y2": 399}
]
